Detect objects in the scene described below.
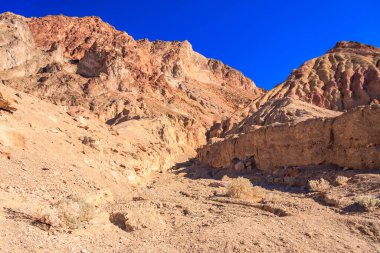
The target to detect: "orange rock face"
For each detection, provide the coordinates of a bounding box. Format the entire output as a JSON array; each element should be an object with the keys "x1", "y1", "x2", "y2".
[
  {"x1": 24, "y1": 15, "x2": 264, "y2": 123},
  {"x1": 27, "y1": 15, "x2": 263, "y2": 92}
]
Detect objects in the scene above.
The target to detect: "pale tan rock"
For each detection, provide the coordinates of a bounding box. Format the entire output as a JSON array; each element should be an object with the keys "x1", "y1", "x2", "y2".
[
  {"x1": 197, "y1": 105, "x2": 380, "y2": 171},
  {"x1": 222, "y1": 97, "x2": 342, "y2": 136},
  {"x1": 0, "y1": 92, "x2": 16, "y2": 113}
]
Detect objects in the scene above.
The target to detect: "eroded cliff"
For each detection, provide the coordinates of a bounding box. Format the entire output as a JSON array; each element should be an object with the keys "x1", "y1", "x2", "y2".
[{"x1": 198, "y1": 104, "x2": 380, "y2": 171}]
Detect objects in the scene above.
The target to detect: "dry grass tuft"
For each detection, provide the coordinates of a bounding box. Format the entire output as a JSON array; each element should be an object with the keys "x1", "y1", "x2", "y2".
[
  {"x1": 58, "y1": 194, "x2": 95, "y2": 229},
  {"x1": 37, "y1": 194, "x2": 95, "y2": 230},
  {"x1": 335, "y1": 176, "x2": 350, "y2": 186},
  {"x1": 308, "y1": 178, "x2": 330, "y2": 192},
  {"x1": 355, "y1": 196, "x2": 380, "y2": 212},
  {"x1": 321, "y1": 192, "x2": 349, "y2": 207},
  {"x1": 221, "y1": 175, "x2": 232, "y2": 181},
  {"x1": 226, "y1": 177, "x2": 263, "y2": 201}
]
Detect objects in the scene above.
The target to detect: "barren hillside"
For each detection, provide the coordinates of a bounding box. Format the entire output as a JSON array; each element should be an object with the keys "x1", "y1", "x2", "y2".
[{"x1": 0, "y1": 11, "x2": 379, "y2": 253}]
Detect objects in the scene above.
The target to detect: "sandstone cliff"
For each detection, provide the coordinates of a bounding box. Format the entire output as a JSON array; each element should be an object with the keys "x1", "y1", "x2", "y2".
[{"x1": 198, "y1": 105, "x2": 380, "y2": 171}]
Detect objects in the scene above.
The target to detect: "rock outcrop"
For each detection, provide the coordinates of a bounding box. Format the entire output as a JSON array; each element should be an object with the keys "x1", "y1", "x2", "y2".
[
  {"x1": 0, "y1": 13, "x2": 44, "y2": 79},
  {"x1": 253, "y1": 41, "x2": 380, "y2": 111},
  {"x1": 198, "y1": 105, "x2": 380, "y2": 171},
  {"x1": 26, "y1": 15, "x2": 262, "y2": 94},
  {"x1": 0, "y1": 91, "x2": 16, "y2": 113},
  {"x1": 208, "y1": 97, "x2": 342, "y2": 138}
]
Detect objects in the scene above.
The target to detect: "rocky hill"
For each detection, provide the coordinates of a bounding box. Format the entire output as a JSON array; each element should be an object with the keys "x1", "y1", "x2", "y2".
[
  {"x1": 207, "y1": 41, "x2": 380, "y2": 139},
  {"x1": 0, "y1": 12, "x2": 263, "y2": 178},
  {"x1": 253, "y1": 41, "x2": 380, "y2": 111}
]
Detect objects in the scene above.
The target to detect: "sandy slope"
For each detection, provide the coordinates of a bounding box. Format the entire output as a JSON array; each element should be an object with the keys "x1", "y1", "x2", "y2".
[{"x1": 0, "y1": 85, "x2": 379, "y2": 252}]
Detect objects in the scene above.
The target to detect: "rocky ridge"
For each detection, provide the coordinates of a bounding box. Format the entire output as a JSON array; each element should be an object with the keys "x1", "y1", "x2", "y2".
[
  {"x1": 253, "y1": 41, "x2": 380, "y2": 111},
  {"x1": 0, "y1": 12, "x2": 263, "y2": 179}
]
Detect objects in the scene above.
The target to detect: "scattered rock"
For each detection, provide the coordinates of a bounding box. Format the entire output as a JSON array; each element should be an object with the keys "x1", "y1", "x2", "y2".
[
  {"x1": 0, "y1": 93, "x2": 16, "y2": 114},
  {"x1": 209, "y1": 181, "x2": 229, "y2": 188},
  {"x1": 109, "y1": 206, "x2": 165, "y2": 232},
  {"x1": 79, "y1": 136, "x2": 102, "y2": 151}
]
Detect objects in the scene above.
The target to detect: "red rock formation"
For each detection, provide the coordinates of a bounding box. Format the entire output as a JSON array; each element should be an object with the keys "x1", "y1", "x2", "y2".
[
  {"x1": 0, "y1": 12, "x2": 264, "y2": 172},
  {"x1": 27, "y1": 15, "x2": 262, "y2": 93},
  {"x1": 0, "y1": 13, "x2": 264, "y2": 128},
  {"x1": 253, "y1": 41, "x2": 380, "y2": 111}
]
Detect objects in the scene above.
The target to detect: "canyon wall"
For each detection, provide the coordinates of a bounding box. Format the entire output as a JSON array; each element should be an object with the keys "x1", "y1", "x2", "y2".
[{"x1": 198, "y1": 104, "x2": 380, "y2": 171}]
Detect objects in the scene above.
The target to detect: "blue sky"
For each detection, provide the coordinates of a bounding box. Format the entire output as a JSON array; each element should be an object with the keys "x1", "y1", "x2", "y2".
[{"x1": 1, "y1": 0, "x2": 379, "y2": 90}]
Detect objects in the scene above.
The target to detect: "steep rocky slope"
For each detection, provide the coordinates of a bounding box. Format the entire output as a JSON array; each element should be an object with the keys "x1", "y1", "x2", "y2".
[
  {"x1": 253, "y1": 41, "x2": 380, "y2": 111},
  {"x1": 0, "y1": 12, "x2": 263, "y2": 176},
  {"x1": 27, "y1": 15, "x2": 260, "y2": 92}
]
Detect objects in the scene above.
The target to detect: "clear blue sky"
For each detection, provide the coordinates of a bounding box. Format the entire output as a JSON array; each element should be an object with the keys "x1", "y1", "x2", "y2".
[{"x1": 1, "y1": 0, "x2": 379, "y2": 90}]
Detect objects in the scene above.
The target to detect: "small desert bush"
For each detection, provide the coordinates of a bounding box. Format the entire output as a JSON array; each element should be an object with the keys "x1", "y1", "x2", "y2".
[
  {"x1": 322, "y1": 192, "x2": 348, "y2": 207},
  {"x1": 221, "y1": 175, "x2": 231, "y2": 181},
  {"x1": 355, "y1": 196, "x2": 380, "y2": 212},
  {"x1": 335, "y1": 176, "x2": 349, "y2": 186},
  {"x1": 226, "y1": 177, "x2": 263, "y2": 200},
  {"x1": 38, "y1": 194, "x2": 95, "y2": 230},
  {"x1": 308, "y1": 178, "x2": 330, "y2": 192},
  {"x1": 58, "y1": 194, "x2": 95, "y2": 229}
]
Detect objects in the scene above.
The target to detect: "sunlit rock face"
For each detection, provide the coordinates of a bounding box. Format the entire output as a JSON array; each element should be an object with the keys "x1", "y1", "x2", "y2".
[
  {"x1": 0, "y1": 12, "x2": 263, "y2": 177},
  {"x1": 198, "y1": 104, "x2": 380, "y2": 171},
  {"x1": 253, "y1": 41, "x2": 380, "y2": 111}
]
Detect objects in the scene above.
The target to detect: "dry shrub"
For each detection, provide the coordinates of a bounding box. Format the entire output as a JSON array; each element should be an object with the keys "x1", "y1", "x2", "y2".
[
  {"x1": 226, "y1": 177, "x2": 263, "y2": 201},
  {"x1": 335, "y1": 176, "x2": 349, "y2": 186},
  {"x1": 58, "y1": 194, "x2": 95, "y2": 229},
  {"x1": 221, "y1": 175, "x2": 232, "y2": 181},
  {"x1": 308, "y1": 178, "x2": 330, "y2": 192},
  {"x1": 263, "y1": 192, "x2": 281, "y2": 203},
  {"x1": 356, "y1": 196, "x2": 380, "y2": 212},
  {"x1": 322, "y1": 192, "x2": 349, "y2": 207},
  {"x1": 37, "y1": 194, "x2": 95, "y2": 230}
]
